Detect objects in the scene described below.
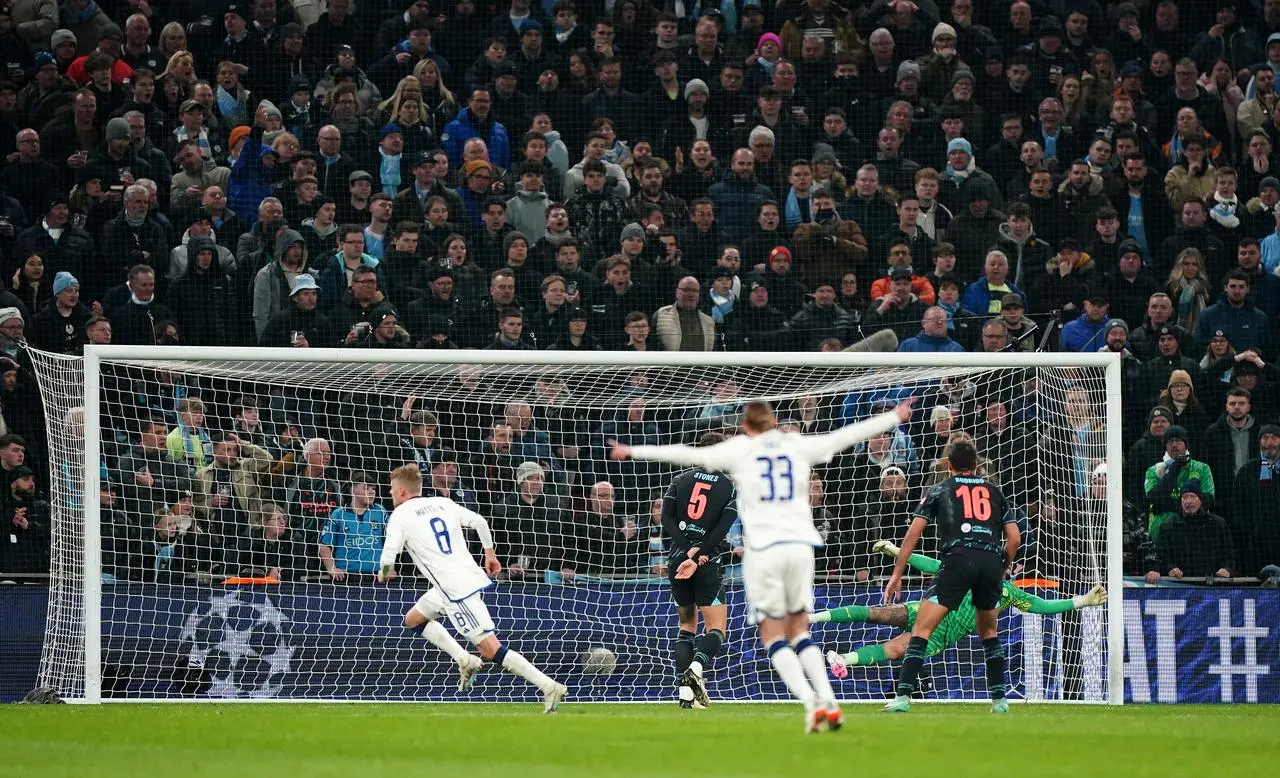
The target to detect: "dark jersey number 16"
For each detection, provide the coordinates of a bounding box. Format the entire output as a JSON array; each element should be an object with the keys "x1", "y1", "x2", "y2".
[{"x1": 955, "y1": 484, "x2": 992, "y2": 522}]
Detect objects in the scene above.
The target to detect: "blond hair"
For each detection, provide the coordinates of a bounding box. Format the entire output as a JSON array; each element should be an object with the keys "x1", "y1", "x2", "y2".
[{"x1": 391, "y1": 463, "x2": 423, "y2": 493}]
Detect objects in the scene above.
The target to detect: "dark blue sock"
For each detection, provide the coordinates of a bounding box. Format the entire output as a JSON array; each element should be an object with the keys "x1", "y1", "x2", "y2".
[
  {"x1": 693, "y1": 629, "x2": 724, "y2": 668},
  {"x1": 983, "y1": 637, "x2": 1007, "y2": 700},
  {"x1": 895, "y1": 635, "x2": 929, "y2": 697},
  {"x1": 675, "y1": 629, "x2": 696, "y2": 675}
]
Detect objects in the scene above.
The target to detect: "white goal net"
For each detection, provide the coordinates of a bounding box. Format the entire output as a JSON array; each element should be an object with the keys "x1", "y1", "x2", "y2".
[{"x1": 29, "y1": 347, "x2": 1121, "y2": 704}]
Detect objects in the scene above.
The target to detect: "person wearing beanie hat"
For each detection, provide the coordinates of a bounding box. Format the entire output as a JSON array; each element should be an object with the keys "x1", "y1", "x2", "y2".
[
  {"x1": 51, "y1": 271, "x2": 78, "y2": 298},
  {"x1": 1124, "y1": 403, "x2": 1177, "y2": 500},
  {"x1": 50, "y1": 29, "x2": 77, "y2": 50},
  {"x1": 1156, "y1": 365, "x2": 1211, "y2": 444},
  {"x1": 33, "y1": 50, "x2": 56, "y2": 72},
  {"x1": 228, "y1": 125, "x2": 252, "y2": 151},
  {"x1": 1144, "y1": 418, "x2": 1216, "y2": 542},
  {"x1": 684, "y1": 79, "x2": 709, "y2": 99},
  {"x1": 756, "y1": 32, "x2": 783, "y2": 65},
  {"x1": 896, "y1": 59, "x2": 921, "y2": 85},
  {"x1": 946, "y1": 137, "x2": 973, "y2": 158},
  {"x1": 29, "y1": 268, "x2": 92, "y2": 354},
  {"x1": 0, "y1": 306, "x2": 21, "y2": 330},
  {"x1": 811, "y1": 143, "x2": 838, "y2": 167},
  {"x1": 620, "y1": 222, "x2": 646, "y2": 243},
  {"x1": 463, "y1": 159, "x2": 493, "y2": 179},
  {"x1": 105, "y1": 117, "x2": 131, "y2": 143},
  {"x1": 1144, "y1": 476, "x2": 1234, "y2": 583},
  {"x1": 918, "y1": 23, "x2": 966, "y2": 102}
]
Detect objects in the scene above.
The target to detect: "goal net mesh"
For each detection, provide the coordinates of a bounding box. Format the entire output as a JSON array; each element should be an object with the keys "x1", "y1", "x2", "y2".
[{"x1": 30, "y1": 349, "x2": 1111, "y2": 703}]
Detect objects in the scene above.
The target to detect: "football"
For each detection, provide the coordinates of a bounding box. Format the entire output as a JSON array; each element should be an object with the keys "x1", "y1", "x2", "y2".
[{"x1": 581, "y1": 646, "x2": 618, "y2": 676}]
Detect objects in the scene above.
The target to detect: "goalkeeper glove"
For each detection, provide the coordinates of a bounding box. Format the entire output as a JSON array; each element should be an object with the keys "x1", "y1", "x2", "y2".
[
  {"x1": 873, "y1": 540, "x2": 901, "y2": 558},
  {"x1": 1072, "y1": 584, "x2": 1108, "y2": 609}
]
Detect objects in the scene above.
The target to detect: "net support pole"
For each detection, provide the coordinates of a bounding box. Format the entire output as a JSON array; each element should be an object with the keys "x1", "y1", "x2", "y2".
[
  {"x1": 82, "y1": 347, "x2": 102, "y2": 704},
  {"x1": 1103, "y1": 352, "x2": 1124, "y2": 706}
]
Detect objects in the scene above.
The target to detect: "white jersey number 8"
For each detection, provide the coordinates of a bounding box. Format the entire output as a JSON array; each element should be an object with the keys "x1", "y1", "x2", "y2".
[{"x1": 429, "y1": 516, "x2": 453, "y2": 554}]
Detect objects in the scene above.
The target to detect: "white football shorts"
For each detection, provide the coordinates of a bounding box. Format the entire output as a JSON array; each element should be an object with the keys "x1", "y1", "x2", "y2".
[
  {"x1": 742, "y1": 543, "x2": 816, "y2": 624},
  {"x1": 413, "y1": 588, "x2": 496, "y2": 644}
]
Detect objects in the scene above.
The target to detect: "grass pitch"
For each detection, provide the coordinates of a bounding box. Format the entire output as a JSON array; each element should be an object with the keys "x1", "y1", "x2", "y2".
[{"x1": 1, "y1": 703, "x2": 1275, "y2": 777}]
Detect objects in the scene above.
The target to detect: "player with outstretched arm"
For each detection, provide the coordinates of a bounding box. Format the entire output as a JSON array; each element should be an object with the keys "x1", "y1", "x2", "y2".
[
  {"x1": 611, "y1": 399, "x2": 915, "y2": 733},
  {"x1": 817, "y1": 540, "x2": 1107, "y2": 672},
  {"x1": 662, "y1": 432, "x2": 739, "y2": 709},
  {"x1": 378, "y1": 464, "x2": 569, "y2": 712},
  {"x1": 881, "y1": 440, "x2": 1019, "y2": 713}
]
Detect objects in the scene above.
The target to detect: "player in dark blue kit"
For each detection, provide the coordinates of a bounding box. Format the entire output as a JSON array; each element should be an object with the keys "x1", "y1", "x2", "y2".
[
  {"x1": 882, "y1": 440, "x2": 1020, "y2": 713},
  {"x1": 662, "y1": 432, "x2": 739, "y2": 709}
]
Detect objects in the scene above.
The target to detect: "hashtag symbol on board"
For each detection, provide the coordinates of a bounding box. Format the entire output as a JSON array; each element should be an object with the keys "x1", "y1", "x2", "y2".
[{"x1": 1206, "y1": 599, "x2": 1270, "y2": 703}]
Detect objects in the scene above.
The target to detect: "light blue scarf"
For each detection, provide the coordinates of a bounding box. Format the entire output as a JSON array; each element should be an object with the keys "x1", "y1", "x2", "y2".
[
  {"x1": 216, "y1": 85, "x2": 245, "y2": 125},
  {"x1": 379, "y1": 149, "x2": 401, "y2": 195},
  {"x1": 784, "y1": 188, "x2": 808, "y2": 229}
]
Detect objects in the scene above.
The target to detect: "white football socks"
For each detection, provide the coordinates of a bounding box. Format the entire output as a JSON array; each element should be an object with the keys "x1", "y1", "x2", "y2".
[
  {"x1": 502, "y1": 648, "x2": 556, "y2": 693},
  {"x1": 794, "y1": 633, "x2": 837, "y2": 707},
  {"x1": 768, "y1": 643, "x2": 815, "y2": 703},
  {"x1": 421, "y1": 621, "x2": 470, "y2": 663}
]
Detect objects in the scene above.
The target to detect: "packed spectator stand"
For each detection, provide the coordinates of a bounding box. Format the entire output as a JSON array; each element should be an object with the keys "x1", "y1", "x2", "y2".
[{"x1": 0, "y1": 0, "x2": 1276, "y2": 588}]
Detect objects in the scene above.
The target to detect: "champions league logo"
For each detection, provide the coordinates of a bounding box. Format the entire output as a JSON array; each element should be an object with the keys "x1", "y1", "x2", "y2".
[{"x1": 179, "y1": 591, "x2": 296, "y2": 699}]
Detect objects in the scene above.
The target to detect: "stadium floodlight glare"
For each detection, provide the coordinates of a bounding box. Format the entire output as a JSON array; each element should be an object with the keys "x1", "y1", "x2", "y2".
[{"x1": 28, "y1": 346, "x2": 1122, "y2": 705}]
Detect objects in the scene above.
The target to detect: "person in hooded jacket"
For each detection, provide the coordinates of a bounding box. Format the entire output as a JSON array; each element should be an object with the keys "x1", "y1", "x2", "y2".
[
  {"x1": 251, "y1": 227, "x2": 310, "y2": 341},
  {"x1": 167, "y1": 210, "x2": 238, "y2": 284},
  {"x1": 167, "y1": 236, "x2": 239, "y2": 347}
]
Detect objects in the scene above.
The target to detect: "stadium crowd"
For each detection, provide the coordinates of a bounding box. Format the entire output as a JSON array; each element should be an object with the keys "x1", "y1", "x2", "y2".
[{"x1": 0, "y1": 0, "x2": 1277, "y2": 587}]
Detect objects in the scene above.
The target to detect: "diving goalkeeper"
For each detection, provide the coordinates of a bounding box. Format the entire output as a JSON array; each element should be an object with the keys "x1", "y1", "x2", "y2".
[{"x1": 816, "y1": 541, "x2": 1108, "y2": 676}]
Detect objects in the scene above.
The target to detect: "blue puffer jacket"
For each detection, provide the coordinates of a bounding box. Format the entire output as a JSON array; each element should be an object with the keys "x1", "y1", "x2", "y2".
[
  {"x1": 1061, "y1": 314, "x2": 1111, "y2": 352},
  {"x1": 1194, "y1": 294, "x2": 1272, "y2": 353},
  {"x1": 707, "y1": 171, "x2": 775, "y2": 244},
  {"x1": 227, "y1": 126, "x2": 275, "y2": 225},
  {"x1": 897, "y1": 330, "x2": 965, "y2": 352},
  {"x1": 441, "y1": 107, "x2": 511, "y2": 168}
]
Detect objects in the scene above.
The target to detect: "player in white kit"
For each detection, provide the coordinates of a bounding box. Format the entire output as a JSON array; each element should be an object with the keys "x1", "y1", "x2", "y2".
[
  {"x1": 378, "y1": 464, "x2": 569, "y2": 712},
  {"x1": 610, "y1": 399, "x2": 914, "y2": 732}
]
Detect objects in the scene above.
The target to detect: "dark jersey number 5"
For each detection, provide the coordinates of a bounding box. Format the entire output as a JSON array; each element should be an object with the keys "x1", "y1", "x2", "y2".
[{"x1": 688, "y1": 481, "x2": 710, "y2": 520}]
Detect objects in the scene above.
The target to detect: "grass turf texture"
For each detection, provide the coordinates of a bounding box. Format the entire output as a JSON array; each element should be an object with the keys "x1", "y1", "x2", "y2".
[{"x1": 1, "y1": 704, "x2": 1276, "y2": 777}]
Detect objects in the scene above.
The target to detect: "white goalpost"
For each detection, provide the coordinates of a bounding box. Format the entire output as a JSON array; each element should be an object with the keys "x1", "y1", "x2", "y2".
[{"x1": 28, "y1": 346, "x2": 1124, "y2": 705}]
